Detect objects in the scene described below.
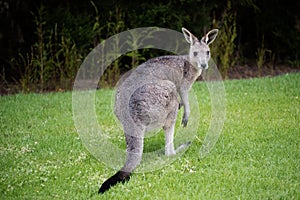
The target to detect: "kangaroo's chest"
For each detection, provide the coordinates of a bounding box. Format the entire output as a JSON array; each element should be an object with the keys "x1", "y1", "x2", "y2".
[{"x1": 182, "y1": 60, "x2": 200, "y2": 85}]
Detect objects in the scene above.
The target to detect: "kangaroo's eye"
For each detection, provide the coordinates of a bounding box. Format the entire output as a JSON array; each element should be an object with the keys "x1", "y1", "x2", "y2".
[
  {"x1": 206, "y1": 51, "x2": 210, "y2": 56},
  {"x1": 193, "y1": 52, "x2": 198, "y2": 56}
]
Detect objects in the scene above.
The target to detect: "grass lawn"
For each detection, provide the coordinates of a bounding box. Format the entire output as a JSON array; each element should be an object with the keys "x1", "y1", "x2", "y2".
[{"x1": 0, "y1": 73, "x2": 299, "y2": 199}]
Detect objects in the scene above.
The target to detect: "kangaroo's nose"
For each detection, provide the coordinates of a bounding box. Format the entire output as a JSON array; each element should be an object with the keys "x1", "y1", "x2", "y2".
[{"x1": 201, "y1": 64, "x2": 207, "y2": 69}]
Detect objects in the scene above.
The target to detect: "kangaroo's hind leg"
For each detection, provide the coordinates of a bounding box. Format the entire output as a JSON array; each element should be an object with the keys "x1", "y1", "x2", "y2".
[
  {"x1": 164, "y1": 101, "x2": 179, "y2": 156},
  {"x1": 163, "y1": 97, "x2": 192, "y2": 156}
]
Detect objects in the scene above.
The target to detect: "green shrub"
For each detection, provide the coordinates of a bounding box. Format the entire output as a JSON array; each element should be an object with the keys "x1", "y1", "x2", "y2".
[
  {"x1": 256, "y1": 36, "x2": 272, "y2": 76},
  {"x1": 12, "y1": 5, "x2": 82, "y2": 92}
]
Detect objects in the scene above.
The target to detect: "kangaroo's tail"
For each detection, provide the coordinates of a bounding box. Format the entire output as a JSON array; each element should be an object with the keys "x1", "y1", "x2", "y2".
[
  {"x1": 99, "y1": 132, "x2": 143, "y2": 194},
  {"x1": 98, "y1": 170, "x2": 131, "y2": 194}
]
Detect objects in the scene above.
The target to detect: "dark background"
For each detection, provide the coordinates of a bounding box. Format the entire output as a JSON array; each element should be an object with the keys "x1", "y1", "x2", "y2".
[{"x1": 1, "y1": 0, "x2": 299, "y2": 93}]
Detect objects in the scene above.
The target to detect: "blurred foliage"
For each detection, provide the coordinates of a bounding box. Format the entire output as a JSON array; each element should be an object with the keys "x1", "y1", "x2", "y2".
[
  {"x1": 211, "y1": 0, "x2": 237, "y2": 78},
  {"x1": 0, "y1": 0, "x2": 299, "y2": 92}
]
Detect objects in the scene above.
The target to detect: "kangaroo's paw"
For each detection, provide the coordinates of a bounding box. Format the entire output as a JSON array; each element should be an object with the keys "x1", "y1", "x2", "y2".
[
  {"x1": 181, "y1": 116, "x2": 188, "y2": 127},
  {"x1": 182, "y1": 108, "x2": 190, "y2": 127},
  {"x1": 175, "y1": 141, "x2": 191, "y2": 153}
]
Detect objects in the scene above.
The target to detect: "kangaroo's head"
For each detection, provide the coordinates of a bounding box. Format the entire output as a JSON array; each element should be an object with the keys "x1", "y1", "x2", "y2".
[{"x1": 182, "y1": 28, "x2": 218, "y2": 70}]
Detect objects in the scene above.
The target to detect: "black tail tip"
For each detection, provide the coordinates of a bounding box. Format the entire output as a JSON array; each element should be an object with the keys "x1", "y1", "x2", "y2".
[{"x1": 98, "y1": 170, "x2": 131, "y2": 194}]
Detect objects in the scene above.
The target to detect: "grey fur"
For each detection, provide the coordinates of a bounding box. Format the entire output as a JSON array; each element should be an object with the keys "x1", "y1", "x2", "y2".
[{"x1": 99, "y1": 28, "x2": 218, "y2": 193}]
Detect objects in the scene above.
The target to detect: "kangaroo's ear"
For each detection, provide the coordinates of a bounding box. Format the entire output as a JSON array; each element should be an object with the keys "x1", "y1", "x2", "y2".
[
  {"x1": 182, "y1": 27, "x2": 198, "y2": 45},
  {"x1": 201, "y1": 29, "x2": 219, "y2": 45}
]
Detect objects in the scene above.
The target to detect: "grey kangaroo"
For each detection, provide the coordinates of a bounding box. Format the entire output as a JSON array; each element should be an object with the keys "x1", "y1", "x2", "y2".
[{"x1": 98, "y1": 27, "x2": 218, "y2": 193}]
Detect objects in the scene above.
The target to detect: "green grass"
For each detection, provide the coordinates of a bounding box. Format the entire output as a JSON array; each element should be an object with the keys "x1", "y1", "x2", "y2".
[{"x1": 1, "y1": 73, "x2": 299, "y2": 199}]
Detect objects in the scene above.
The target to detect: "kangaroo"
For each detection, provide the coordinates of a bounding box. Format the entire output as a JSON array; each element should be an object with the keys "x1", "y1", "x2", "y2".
[{"x1": 98, "y1": 27, "x2": 218, "y2": 193}]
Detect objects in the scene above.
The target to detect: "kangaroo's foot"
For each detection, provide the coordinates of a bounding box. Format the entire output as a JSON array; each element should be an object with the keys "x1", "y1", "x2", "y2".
[{"x1": 175, "y1": 141, "x2": 191, "y2": 153}]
